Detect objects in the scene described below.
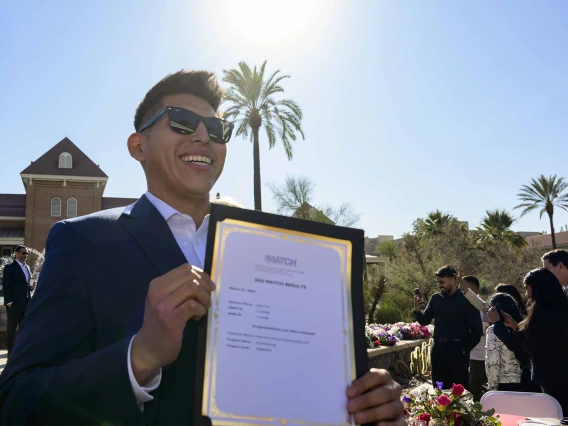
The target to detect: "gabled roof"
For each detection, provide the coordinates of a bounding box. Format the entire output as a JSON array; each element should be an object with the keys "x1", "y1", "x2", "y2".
[
  {"x1": 21, "y1": 138, "x2": 107, "y2": 178},
  {"x1": 0, "y1": 194, "x2": 26, "y2": 217}
]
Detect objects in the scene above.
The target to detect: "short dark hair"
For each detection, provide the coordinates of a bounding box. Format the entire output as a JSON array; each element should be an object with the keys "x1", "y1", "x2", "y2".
[
  {"x1": 15, "y1": 245, "x2": 26, "y2": 253},
  {"x1": 134, "y1": 70, "x2": 224, "y2": 131},
  {"x1": 541, "y1": 249, "x2": 568, "y2": 268},
  {"x1": 434, "y1": 265, "x2": 457, "y2": 278},
  {"x1": 462, "y1": 275, "x2": 480, "y2": 289}
]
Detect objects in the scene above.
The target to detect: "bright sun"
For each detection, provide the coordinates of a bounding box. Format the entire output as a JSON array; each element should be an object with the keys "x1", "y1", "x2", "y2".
[{"x1": 223, "y1": 0, "x2": 326, "y2": 46}]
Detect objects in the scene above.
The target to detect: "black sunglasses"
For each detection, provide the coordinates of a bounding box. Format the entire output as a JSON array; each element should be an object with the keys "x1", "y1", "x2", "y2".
[
  {"x1": 21, "y1": 252, "x2": 29, "y2": 256},
  {"x1": 138, "y1": 106, "x2": 234, "y2": 144}
]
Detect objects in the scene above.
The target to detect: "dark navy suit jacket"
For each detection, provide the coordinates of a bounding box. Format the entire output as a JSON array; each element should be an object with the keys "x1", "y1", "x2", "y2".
[{"x1": 0, "y1": 195, "x2": 200, "y2": 425}]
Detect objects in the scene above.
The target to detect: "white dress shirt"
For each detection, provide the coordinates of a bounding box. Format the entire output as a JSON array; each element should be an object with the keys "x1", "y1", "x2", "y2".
[
  {"x1": 15, "y1": 259, "x2": 30, "y2": 283},
  {"x1": 127, "y1": 192, "x2": 210, "y2": 410}
]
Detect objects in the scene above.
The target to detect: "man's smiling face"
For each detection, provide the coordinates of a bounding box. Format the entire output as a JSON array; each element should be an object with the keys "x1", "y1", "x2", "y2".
[{"x1": 136, "y1": 93, "x2": 227, "y2": 201}]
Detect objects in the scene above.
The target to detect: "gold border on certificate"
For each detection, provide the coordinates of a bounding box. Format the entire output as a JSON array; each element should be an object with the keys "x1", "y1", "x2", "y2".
[{"x1": 202, "y1": 219, "x2": 356, "y2": 426}]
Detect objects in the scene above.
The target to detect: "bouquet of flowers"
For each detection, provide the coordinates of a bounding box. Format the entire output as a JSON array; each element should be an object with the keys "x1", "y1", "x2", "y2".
[
  {"x1": 402, "y1": 382, "x2": 501, "y2": 426},
  {"x1": 365, "y1": 324, "x2": 398, "y2": 348}
]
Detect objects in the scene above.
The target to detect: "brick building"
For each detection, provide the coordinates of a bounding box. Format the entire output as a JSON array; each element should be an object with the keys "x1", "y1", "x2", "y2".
[{"x1": 0, "y1": 138, "x2": 136, "y2": 255}]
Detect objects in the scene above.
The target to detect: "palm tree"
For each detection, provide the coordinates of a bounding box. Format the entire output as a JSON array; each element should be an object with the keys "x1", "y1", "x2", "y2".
[
  {"x1": 515, "y1": 175, "x2": 568, "y2": 249},
  {"x1": 375, "y1": 240, "x2": 397, "y2": 261},
  {"x1": 223, "y1": 61, "x2": 305, "y2": 211},
  {"x1": 476, "y1": 209, "x2": 527, "y2": 251},
  {"x1": 422, "y1": 210, "x2": 455, "y2": 235}
]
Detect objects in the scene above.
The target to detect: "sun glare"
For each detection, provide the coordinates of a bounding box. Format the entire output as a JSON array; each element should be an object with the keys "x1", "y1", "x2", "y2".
[{"x1": 223, "y1": 0, "x2": 327, "y2": 47}]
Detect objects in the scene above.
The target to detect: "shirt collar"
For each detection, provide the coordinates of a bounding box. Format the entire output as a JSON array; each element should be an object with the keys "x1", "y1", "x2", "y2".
[
  {"x1": 15, "y1": 259, "x2": 25, "y2": 267},
  {"x1": 144, "y1": 191, "x2": 210, "y2": 230}
]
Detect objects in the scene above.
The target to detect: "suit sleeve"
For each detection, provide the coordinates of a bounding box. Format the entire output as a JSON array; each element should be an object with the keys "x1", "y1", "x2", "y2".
[
  {"x1": 0, "y1": 222, "x2": 145, "y2": 425},
  {"x1": 2, "y1": 264, "x2": 13, "y2": 306},
  {"x1": 414, "y1": 296, "x2": 434, "y2": 326},
  {"x1": 464, "y1": 299, "x2": 483, "y2": 352}
]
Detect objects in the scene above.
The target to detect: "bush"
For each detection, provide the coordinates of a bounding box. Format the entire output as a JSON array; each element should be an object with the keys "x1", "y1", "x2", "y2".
[{"x1": 374, "y1": 300, "x2": 405, "y2": 324}]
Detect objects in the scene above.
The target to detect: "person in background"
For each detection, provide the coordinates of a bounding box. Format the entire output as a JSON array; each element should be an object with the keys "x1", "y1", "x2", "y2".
[
  {"x1": 485, "y1": 293, "x2": 537, "y2": 392},
  {"x1": 414, "y1": 265, "x2": 483, "y2": 391},
  {"x1": 541, "y1": 249, "x2": 568, "y2": 297},
  {"x1": 2, "y1": 246, "x2": 34, "y2": 356},
  {"x1": 494, "y1": 283, "x2": 528, "y2": 316},
  {"x1": 457, "y1": 271, "x2": 487, "y2": 402},
  {"x1": 490, "y1": 268, "x2": 568, "y2": 415}
]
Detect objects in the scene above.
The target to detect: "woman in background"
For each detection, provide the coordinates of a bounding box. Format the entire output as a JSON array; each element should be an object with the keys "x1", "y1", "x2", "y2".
[
  {"x1": 494, "y1": 283, "x2": 528, "y2": 316},
  {"x1": 485, "y1": 293, "x2": 537, "y2": 391},
  {"x1": 490, "y1": 269, "x2": 568, "y2": 414}
]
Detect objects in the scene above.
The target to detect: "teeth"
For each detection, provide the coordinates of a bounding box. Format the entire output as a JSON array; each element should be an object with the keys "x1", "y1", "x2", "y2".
[{"x1": 180, "y1": 155, "x2": 212, "y2": 165}]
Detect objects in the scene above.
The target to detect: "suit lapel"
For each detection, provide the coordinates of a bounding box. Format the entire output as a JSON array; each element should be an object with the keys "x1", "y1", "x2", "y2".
[{"x1": 118, "y1": 195, "x2": 187, "y2": 276}]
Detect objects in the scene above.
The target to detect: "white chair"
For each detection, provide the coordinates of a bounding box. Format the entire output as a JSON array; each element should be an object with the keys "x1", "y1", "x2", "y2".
[{"x1": 481, "y1": 391, "x2": 563, "y2": 417}]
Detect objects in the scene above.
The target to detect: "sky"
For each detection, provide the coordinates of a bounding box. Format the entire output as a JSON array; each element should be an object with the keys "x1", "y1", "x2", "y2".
[{"x1": 1, "y1": 0, "x2": 568, "y2": 238}]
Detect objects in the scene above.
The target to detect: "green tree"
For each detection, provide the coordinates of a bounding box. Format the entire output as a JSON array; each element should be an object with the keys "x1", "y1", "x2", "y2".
[
  {"x1": 515, "y1": 175, "x2": 568, "y2": 249},
  {"x1": 476, "y1": 209, "x2": 527, "y2": 252},
  {"x1": 223, "y1": 61, "x2": 305, "y2": 211},
  {"x1": 420, "y1": 210, "x2": 456, "y2": 235},
  {"x1": 374, "y1": 240, "x2": 397, "y2": 261},
  {"x1": 364, "y1": 265, "x2": 387, "y2": 323}
]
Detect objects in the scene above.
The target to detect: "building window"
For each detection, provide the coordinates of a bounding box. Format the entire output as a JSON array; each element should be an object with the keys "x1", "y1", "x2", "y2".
[
  {"x1": 1, "y1": 247, "x2": 12, "y2": 258},
  {"x1": 67, "y1": 198, "x2": 78, "y2": 217},
  {"x1": 51, "y1": 197, "x2": 62, "y2": 217},
  {"x1": 59, "y1": 152, "x2": 72, "y2": 168}
]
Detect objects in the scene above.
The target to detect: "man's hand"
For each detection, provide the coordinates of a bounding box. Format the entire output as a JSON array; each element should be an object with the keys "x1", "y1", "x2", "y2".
[
  {"x1": 6, "y1": 302, "x2": 12, "y2": 308},
  {"x1": 413, "y1": 296, "x2": 423, "y2": 313},
  {"x1": 131, "y1": 264, "x2": 215, "y2": 385},
  {"x1": 347, "y1": 369, "x2": 405, "y2": 426},
  {"x1": 455, "y1": 265, "x2": 467, "y2": 294}
]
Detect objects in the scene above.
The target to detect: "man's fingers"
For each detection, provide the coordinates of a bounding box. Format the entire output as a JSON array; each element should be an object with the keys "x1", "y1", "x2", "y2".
[
  {"x1": 347, "y1": 381, "x2": 401, "y2": 413},
  {"x1": 178, "y1": 299, "x2": 207, "y2": 321},
  {"x1": 190, "y1": 268, "x2": 216, "y2": 293},
  {"x1": 351, "y1": 401, "x2": 404, "y2": 425},
  {"x1": 347, "y1": 369, "x2": 400, "y2": 398},
  {"x1": 168, "y1": 281, "x2": 211, "y2": 311}
]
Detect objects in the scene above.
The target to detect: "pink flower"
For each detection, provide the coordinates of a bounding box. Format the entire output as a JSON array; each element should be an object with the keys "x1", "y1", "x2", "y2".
[
  {"x1": 451, "y1": 384, "x2": 465, "y2": 396},
  {"x1": 437, "y1": 395, "x2": 451, "y2": 406}
]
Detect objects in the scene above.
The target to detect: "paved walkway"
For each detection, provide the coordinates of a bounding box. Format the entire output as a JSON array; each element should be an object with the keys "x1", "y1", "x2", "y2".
[{"x1": 0, "y1": 349, "x2": 7, "y2": 374}]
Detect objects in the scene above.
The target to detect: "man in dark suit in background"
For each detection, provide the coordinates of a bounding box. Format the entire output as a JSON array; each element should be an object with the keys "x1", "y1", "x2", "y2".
[
  {"x1": 0, "y1": 70, "x2": 405, "y2": 425},
  {"x1": 2, "y1": 245, "x2": 34, "y2": 356}
]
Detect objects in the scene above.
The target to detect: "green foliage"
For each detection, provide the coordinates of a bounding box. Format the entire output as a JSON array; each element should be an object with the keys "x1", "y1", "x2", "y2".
[
  {"x1": 374, "y1": 240, "x2": 397, "y2": 261},
  {"x1": 515, "y1": 174, "x2": 568, "y2": 249},
  {"x1": 475, "y1": 209, "x2": 527, "y2": 252},
  {"x1": 384, "y1": 211, "x2": 542, "y2": 314}
]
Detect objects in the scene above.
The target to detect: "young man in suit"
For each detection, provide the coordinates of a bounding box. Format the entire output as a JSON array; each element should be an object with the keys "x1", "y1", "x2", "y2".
[
  {"x1": 2, "y1": 245, "x2": 34, "y2": 355},
  {"x1": 0, "y1": 70, "x2": 405, "y2": 425}
]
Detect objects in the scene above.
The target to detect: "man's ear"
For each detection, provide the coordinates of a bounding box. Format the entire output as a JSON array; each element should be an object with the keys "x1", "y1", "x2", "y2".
[{"x1": 128, "y1": 132, "x2": 146, "y2": 165}]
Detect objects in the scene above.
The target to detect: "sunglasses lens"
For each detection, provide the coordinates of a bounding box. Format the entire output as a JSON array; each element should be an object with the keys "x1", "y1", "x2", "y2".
[
  {"x1": 168, "y1": 109, "x2": 199, "y2": 135},
  {"x1": 204, "y1": 118, "x2": 232, "y2": 144},
  {"x1": 167, "y1": 108, "x2": 233, "y2": 143}
]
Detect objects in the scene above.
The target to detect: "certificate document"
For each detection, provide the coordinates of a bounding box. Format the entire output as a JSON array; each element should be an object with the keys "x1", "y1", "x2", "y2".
[{"x1": 196, "y1": 205, "x2": 367, "y2": 426}]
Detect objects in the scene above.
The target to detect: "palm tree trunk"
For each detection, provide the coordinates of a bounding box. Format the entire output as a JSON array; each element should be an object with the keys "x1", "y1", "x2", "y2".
[
  {"x1": 548, "y1": 213, "x2": 557, "y2": 249},
  {"x1": 252, "y1": 127, "x2": 262, "y2": 211}
]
